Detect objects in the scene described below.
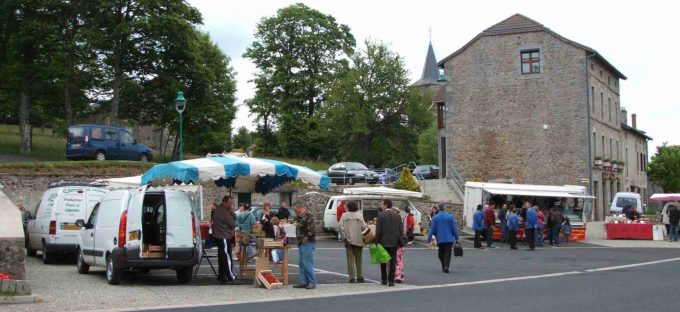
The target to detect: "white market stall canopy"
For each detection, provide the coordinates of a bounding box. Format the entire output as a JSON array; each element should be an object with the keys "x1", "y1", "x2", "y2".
[
  {"x1": 650, "y1": 193, "x2": 680, "y2": 202},
  {"x1": 96, "y1": 175, "x2": 200, "y2": 192},
  {"x1": 465, "y1": 182, "x2": 595, "y2": 199},
  {"x1": 343, "y1": 186, "x2": 423, "y2": 198}
]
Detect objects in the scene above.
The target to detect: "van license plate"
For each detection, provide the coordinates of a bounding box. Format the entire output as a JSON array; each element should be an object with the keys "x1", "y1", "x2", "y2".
[
  {"x1": 71, "y1": 143, "x2": 80, "y2": 148},
  {"x1": 129, "y1": 231, "x2": 139, "y2": 241},
  {"x1": 61, "y1": 224, "x2": 80, "y2": 231}
]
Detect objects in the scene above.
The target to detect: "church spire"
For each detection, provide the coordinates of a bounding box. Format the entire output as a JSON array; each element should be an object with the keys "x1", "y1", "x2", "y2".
[{"x1": 414, "y1": 40, "x2": 440, "y2": 86}]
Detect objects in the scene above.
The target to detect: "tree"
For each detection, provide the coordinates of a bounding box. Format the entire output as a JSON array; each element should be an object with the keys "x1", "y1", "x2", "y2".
[
  {"x1": 243, "y1": 3, "x2": 355, "y2": 158},
  {"x1": 324, "y1": 40, "x2": 433, "y2": 166},
  {"x1": 393, "y1": 166, "x2": 420, "y2": 192},
  {"x1": 417, "y1": 121, "x2": 438, "y2": 164},
  {"x1": 232, "y1": 126, "x2": 252, "y2": 151},
  {"x1": 647, "y1": 144, "x2": 680, "y2": 193}
]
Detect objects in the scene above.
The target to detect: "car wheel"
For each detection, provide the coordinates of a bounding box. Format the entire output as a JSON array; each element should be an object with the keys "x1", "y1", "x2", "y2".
[
  {"x1": 106, "y1": 256, "x2": 122, "y2": 285},
  {"x1": 76, "y1": 249, "x2": 90, "y2": 274},
  {"x1": 139, "y1": 153, "x2": 149, "y2": 162},
  {"x1": 42, "y1": 243, "x2": 53, "y2": 264},
  {"x1": 95, "y1": 150, "x2": 106, "y2": 161},
  {"x1": 26, "y1": 239, "x2": 37, "y2": 257},
  {"x1": 176, "y1": 266, "x2": 193, "y2": 284}
]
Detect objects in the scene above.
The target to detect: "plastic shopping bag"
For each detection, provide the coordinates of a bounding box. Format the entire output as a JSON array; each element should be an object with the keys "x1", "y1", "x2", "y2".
[{"x1": 369, "y1": 243, "x2": 392, "y2": 264}]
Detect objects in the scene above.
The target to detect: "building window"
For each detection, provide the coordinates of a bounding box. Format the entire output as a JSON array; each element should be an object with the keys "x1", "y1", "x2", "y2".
[
  {"x1": 615, "y1": 81, "x2": 618, "y2": 87},
  {"x1": 593, "y1": 132, "x2": 597, "y2": 158},
  {"x1": 591, "y1": 63, "x2": 594, "y2": 71},
  {"x1": 625, "y1": 147, "x2": 629, "y2": 177},
  {"x1": 615, "y1": 102, "x2": 619, "y2": 124},
  {"x1": 600, "y1": 70, "x2": 603, "y2": 77},
  {"x1": 608, "y1": 97, "x2": 612, "y2": 122},
  {"x1": 436, "y1": 103, "x2": 445, "y2": 129},
  {"x1": 608, "y1": 76, "x2": 611, "y2": 86},
  {"x1": 609, "y1": 138, "x2": 612, "y2": 160},
  {"x1": 601, "y1": 136, "x2": 605, "y2": 159},
  {"x1": 616, "y1": 141, "x2": 619, "y2": 161},
  {"x1": 521, "y1": 50, "x2": 540, "y2": 74},
  {"x1": 600, "y1": 93, "x2": 604, "y2": 117},
  {"x1": 591, "y1": 86, "x2": 595, "y2": 113}
]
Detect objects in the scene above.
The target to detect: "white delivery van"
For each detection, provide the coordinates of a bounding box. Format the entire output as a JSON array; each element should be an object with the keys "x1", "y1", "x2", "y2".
[
  {"x1": 26, "y1": 185, "x2": 108, "y2": 263},
  {"x1": 75, "y1": 188, "x2": 200, "y2": 285},
  {"x1": 322, "y1": 195, "x2": 422, "y2": 234},
  {"x1": 609, "y1": 192, "x2": 643, "y2": 215},
  {"x1": 661, "y1": 202, "x2": 680, "y2": 227}
]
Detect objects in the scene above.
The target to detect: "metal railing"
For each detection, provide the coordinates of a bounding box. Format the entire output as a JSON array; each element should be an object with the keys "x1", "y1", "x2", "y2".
[{"x1": 446, "y1": 166, "x2": 465, "y2": 200}]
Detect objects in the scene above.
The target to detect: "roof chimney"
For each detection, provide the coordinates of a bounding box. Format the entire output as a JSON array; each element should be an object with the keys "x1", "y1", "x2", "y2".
[
  {"x1": 621, "y1": 107, "x2": 628, "y2": 125},
  {"x1": 631, "y1": 113, "x2": 637, "y2": 129}
]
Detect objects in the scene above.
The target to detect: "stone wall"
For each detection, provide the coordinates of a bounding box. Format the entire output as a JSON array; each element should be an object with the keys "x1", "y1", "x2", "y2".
[{"x1": 0, "y1": 190, "x2": 27, "y2": 280}]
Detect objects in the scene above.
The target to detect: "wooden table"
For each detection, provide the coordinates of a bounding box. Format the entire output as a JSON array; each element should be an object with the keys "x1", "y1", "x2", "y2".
[{"x1": 238, "y1": 240, "x2": 289, "y2": 286}]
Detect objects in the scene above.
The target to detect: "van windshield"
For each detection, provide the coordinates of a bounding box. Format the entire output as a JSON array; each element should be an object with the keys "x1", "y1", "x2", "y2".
[
  {"x1": 616, "y1": 197, "x2": 638, "y2": 207},
  {"x1": 68, "y1": 126, "x2": 85, "y2": 143}
]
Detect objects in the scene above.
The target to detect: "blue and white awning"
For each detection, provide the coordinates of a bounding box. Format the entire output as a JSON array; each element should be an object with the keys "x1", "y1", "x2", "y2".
[{"x1": 140, "y1": 155, "x2": 330, "y2": 194}]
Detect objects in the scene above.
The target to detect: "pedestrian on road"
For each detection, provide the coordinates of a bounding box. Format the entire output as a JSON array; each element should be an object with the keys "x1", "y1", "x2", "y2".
[
  {"x1": 473, "y1": 205, "x2": 484, "y2": 248},
  {"x1": 339, "y1": 200, "x2": 367, "y2": 283},
  {"x1": 525, "y1": 204, "x2": 538, "y2": 250},
  {"x1": 498, "y1": 204, "x2": 508, "y2": 243},
  {"x1": 212, "y1": 195, "x2": 240, "y2": 284},
  {"x1": 293, "y1": 202, "x2": 318, "y2": 289},
  {"x1": 535, "y1": 205, "x2": 544, "y2": 247},
  {"x1": 483, "y1": 204, "x2": 496, "y2": 248},
  {"x1": 507, "y1": 207, "x2": 519, "y2": 250},
  {"x1": 394, "y1": 206, "x2": 406, "y2": 283},
  {"x1": 277, "y1": 201, "x2": 291, "y2": 220},
  {"x1": 550, "y1": 207, "x2": 564, "y2": 246},
  {"x1": 562, "y1": 217, "x2": 572, "y2": 243},
  {"x1": 546, "y1": 207, "x2": 554, "y2": 245},
  {"x1": 374, "y1": 199, "x2": 405, "y2": 287},
  {"x1": 404, "y1": 207, "x2": 415, "y2": 244},
  {"x1": 668, "y1": 206, "x2": 680, "y2": 242},
  {"x1": 427, "y1": 210, "x2": 460, "y2": 273}
]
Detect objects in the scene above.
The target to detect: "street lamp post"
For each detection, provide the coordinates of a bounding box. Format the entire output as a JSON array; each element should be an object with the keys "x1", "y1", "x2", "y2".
[{"x1": 175, "y1": 91, "x2": 187, "y2": 160}]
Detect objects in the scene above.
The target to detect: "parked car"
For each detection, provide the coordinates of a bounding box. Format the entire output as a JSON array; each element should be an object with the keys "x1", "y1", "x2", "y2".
[
  {"x1": 375, "y1": 168, "x2": 398, "y2": 184},
  {"x1": 67, "y1": 124, "x2": 153, "y2": 161},
  {"x1": 327, "y1": 162, "x2": 379, "y2": 185},
  {"x1": 609, "y1": 192, "x2": 643, "y2": 215},
  {"x1": 26, "y1": 185, "x2": 108, "y2": 263},
  {"x1": 322, "y1": 194, "x2": 422, "y2": 234},
  {"x1": 412, "y1": 165, "x2": 439, "y2": 180},
  {"x1": 251, "y1": 205, "x2": 298, "y2": 221},
  {"x1": 75, "y1": 188, "x2": 200, "y2": 285}
]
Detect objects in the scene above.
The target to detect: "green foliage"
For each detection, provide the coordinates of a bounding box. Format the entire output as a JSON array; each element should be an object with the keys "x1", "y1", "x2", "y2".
[
  {"x1": 243, "y1": 3, "x2": 355, "y2": 158},
  {"x1": 418, "y1": 121, "x2": 438, "y2": 164},
  {"x1": 323, "y1": 40, "x2": 433, "y2": 166},
  {"x1": 393, "y1": 166, "x2": 420, "y2": 192},
  {"x1": 647, "y1": 144, "x2": 680, "y2": 192},
  {"x1": 232, "y1": 126, "x2": 252, "y2": 150}
]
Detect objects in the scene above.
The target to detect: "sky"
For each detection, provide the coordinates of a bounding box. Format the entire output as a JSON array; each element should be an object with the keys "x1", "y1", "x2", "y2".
[{"x1": 188, "y1": 0, "x2": 679, "y2": 151}]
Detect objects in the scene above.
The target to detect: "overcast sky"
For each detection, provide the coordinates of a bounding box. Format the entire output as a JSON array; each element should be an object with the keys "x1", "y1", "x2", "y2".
[{"x1": 188, "y1": 0, "x2": 678, "y2": 151}]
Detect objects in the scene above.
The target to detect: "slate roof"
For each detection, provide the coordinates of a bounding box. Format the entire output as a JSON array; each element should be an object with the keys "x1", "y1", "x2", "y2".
[
  {"x1": 621, "y1": 123, "x2": 653, "y2": 140},
  {"x1": 438, "y1": 14, "x2": 627, "y2": 80},
  {"x1": 413, "y1": 42, "x2": 441, "y2": 86}
]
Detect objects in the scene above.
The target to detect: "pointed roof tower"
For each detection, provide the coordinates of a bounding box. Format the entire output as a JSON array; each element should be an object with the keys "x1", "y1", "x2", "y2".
[{"x1": 414, "y1": 41, "x2": 441, "y2": 86}]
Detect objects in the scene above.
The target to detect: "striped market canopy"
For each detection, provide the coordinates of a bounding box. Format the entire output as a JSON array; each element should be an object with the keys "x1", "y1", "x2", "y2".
[{"x1": 140, "y1": 155, "x2": 330, "y2": 194}]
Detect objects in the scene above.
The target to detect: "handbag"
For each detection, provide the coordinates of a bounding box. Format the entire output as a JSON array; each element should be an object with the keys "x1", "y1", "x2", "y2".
[
  {"x1": 362, "y1": 227, "x2": 375, "y2": 244},
  {"x1": 453, "y1": 242, "x2": 463, "y2": 257},
  {"x1": 369, "y1": 243, "x2": 392, "y2": 264}
]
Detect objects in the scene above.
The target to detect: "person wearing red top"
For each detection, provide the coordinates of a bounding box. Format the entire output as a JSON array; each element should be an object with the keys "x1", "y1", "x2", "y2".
[
  {"x1": 336, "y1": 200, "x2": 346, "y2": 241},
  {"x1": 535, "y1": 205, "x2": 545, "y2": 247},
  {"x1": 483, "y1": 204, "x2": 496, "y2": 248},
  {"x1": 405, "y1": 207, "x2": 415, "y2": 244}
]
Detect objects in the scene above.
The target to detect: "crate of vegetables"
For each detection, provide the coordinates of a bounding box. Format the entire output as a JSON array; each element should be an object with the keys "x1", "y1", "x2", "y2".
[{"x1": 257, "y1": 270, "x2": 282, "y2": 289}]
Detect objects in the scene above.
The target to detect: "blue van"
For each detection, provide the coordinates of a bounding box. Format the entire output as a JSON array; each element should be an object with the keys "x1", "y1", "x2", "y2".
[{"x1": 66, "y1": 124, "x2": 153, "y2": 161}]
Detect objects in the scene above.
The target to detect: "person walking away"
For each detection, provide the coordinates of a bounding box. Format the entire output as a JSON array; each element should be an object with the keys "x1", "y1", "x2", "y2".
[
  {"x1": 535, "y1": 205, "x2": 545, "y2": 247},
  {"x1": 293, "y1": 202, "x2": 318, "y2": 289},
  {"x1": 507, "y1": 208, "x2": 519, "y2": 250},
  {"x1": 473, "y1": 205, "x2": 484, "y2": 248},
  {"x1": 550, "y1": 208, "x2": 564, "y2": 246},
  {"x1": 546, "y1": 207, "x2": 554, "y2": 246},
  {"x1": 339, "y1": 201, "x2": 367, "y2": 283},
  {"x1": 374, "y1": 199, "x2": 405, "y2": 287},
  {"x1": 336, "y1": 200, "x2": 346, "y2": 241},
  {"x1": 277, "y1": 201, "x2": 291, "y2": 220},
  {"x1": 394, "y1": 206, "x2": 406, "y2": 283},
  {"x1": 427, "y1": 210, "x2": 460, "y2": 273},
  {"x1": 236, "y1": 204, "x2": 256, "y2": 261},
  {"x1": 525, "y1": 205, "x2": 538, "y2": 251},
  {"x1": 211, "y1": 196, "x2": 240, "y2": 284},
  {"x1": 483, "y1": 204, "x2": 496, "y2": 248},
  {"x1": 562, "y1": 217, "x2": 572, "y2": 243},
  {"x1": 668, "y1": 206, "x2": 680, "y2": 242},
  {"x1": 498, "y1": 204, "x2": 508, "y2": 243},
  {"x1": 405, "y1": 207, "x2": 415, "y2": 244}
]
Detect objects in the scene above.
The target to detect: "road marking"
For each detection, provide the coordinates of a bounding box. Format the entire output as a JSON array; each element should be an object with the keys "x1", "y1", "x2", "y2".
[
  {"x1": 288, "y1": 263, "x2": 381, "y2": 284},
  {"x1": 584, "y1": 257, "x2": 680, "y2": 272}
]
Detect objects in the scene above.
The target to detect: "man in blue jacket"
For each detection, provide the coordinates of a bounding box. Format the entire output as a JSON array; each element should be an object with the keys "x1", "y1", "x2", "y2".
[
  {"x1": 427, "y1": 211, "x2": 460, "y2": 273},
  {"x1": 472, "y1": 205, "x2": 484, "y2": 248},
  {"x1": 507, "y1": 207, "x2": 520, "y2": 250},
  {"x1": 525, "y1": 204, "x2": 538, "y2": 250}
]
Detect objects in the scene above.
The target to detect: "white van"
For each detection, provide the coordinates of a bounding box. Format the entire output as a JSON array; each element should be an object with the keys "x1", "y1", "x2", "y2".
[
  {"x1": 75, "y1": 188, "x2": 200, "y2": 285},
  {"x1": 661, "y1": 202, "x2": 680, "y2": 228},
  {"x1": 26, "y1": 185, "x2": 108, "y2": 263},
  {"x1": 610, "y1": 192, "x2": 643, "y2": 215},
  {"x1": 322, "y1": 195, "x2": 422, "y2": 234}
]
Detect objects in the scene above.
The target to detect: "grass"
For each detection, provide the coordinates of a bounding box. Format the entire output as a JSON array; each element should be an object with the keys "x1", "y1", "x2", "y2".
[
  {"x1": 0, "y1": 124, "x2": 67, "y2": 161},
  {"x1": 0, "y1": 160, "x2": 155, "y2": 175}
]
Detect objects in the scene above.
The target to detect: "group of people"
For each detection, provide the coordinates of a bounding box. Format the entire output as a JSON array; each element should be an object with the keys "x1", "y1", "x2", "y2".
[
  {"x1": 473, "y1": 202, "x2": 572, "y2": 251},
  {"x1": 209, "y1": 196, "x2": 317, "y2": 288}
]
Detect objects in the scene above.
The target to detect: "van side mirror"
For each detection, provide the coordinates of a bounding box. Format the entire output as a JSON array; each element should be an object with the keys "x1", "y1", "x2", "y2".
[{"x1": 75, "y1": 219, "x2": 86, "y2": 228}]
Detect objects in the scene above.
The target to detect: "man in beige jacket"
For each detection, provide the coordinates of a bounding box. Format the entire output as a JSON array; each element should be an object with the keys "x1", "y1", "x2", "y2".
[{"x1": 339, "y1": 201, "x2": 368, "y2": 283}]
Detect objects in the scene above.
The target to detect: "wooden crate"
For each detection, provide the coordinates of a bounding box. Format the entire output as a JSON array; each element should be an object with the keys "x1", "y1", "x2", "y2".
[
  {"x1": 257, "y1": 270, "x2": 282, "y2": 289},
  {"x1": 262, "y1": 238, "x2": 284, "y2": 247}
]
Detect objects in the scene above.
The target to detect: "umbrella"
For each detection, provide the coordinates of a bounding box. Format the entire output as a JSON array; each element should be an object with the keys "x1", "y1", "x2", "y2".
[
  {"x1": 650, "y1": 193, "x2": 680, "y2": 202},
  {"x1": 342, "y1": 186, "x2": 423, "y2": 198},
  {"x1": 140, "y1": 155, "x2": 330, "y2": 194}
]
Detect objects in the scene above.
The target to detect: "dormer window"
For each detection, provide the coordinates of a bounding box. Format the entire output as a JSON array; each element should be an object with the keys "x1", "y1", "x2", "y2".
[{"x1": 521, "y1": 50, "x2": 540, "y2": 74}]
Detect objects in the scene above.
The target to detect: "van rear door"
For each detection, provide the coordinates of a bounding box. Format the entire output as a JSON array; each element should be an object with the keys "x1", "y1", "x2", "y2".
[
  {"x1": 165, "y1": 191, "x2": 194, "y2": 250},
  {"x1": 67, "y1": 126, "x2": 86, "y2": 157},
  {"x1": 323, "y1": 199, "x2": 338, "y2": 230},
  {"x1": 126, "y1": 189, "x2": 145, "y2": 253},
  {"x1": 57, "y1": 187, "x2": 88, "y2": 242}
]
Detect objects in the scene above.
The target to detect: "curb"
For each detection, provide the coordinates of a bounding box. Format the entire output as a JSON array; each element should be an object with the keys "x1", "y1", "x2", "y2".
[{"x1": 0, "y1": 294, "x2": 37, "y2": 304}]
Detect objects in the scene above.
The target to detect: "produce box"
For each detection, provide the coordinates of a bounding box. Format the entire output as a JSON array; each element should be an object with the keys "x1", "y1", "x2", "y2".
[
  {"x1": 257, "y1": 270, "x2": 282, "y2": 289},
  {"x1": 261, "y1": 238, "x2": 284, "y2": 247}
]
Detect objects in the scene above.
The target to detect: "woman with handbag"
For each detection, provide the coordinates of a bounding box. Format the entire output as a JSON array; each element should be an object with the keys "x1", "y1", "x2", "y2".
[
  {"x1": 426, "y1": 210, "x2": 460, "y2": 273},
  {"x1": 339, "y1": 201, "x2": 367, "y2": 283}
]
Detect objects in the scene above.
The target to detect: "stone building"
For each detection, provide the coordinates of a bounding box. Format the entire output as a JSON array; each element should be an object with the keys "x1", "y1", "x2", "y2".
[{"x1": 430, "y1": 14, "x2": 651, "y2": 220}]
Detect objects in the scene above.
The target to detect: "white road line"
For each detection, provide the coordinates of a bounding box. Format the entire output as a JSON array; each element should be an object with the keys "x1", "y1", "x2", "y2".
[
  {"x1": 288, "y1": 263, "x2": 381, "y2": 284},
  {"x1": 584, "y1": 257, "x2": 680, "y2": 272}
]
